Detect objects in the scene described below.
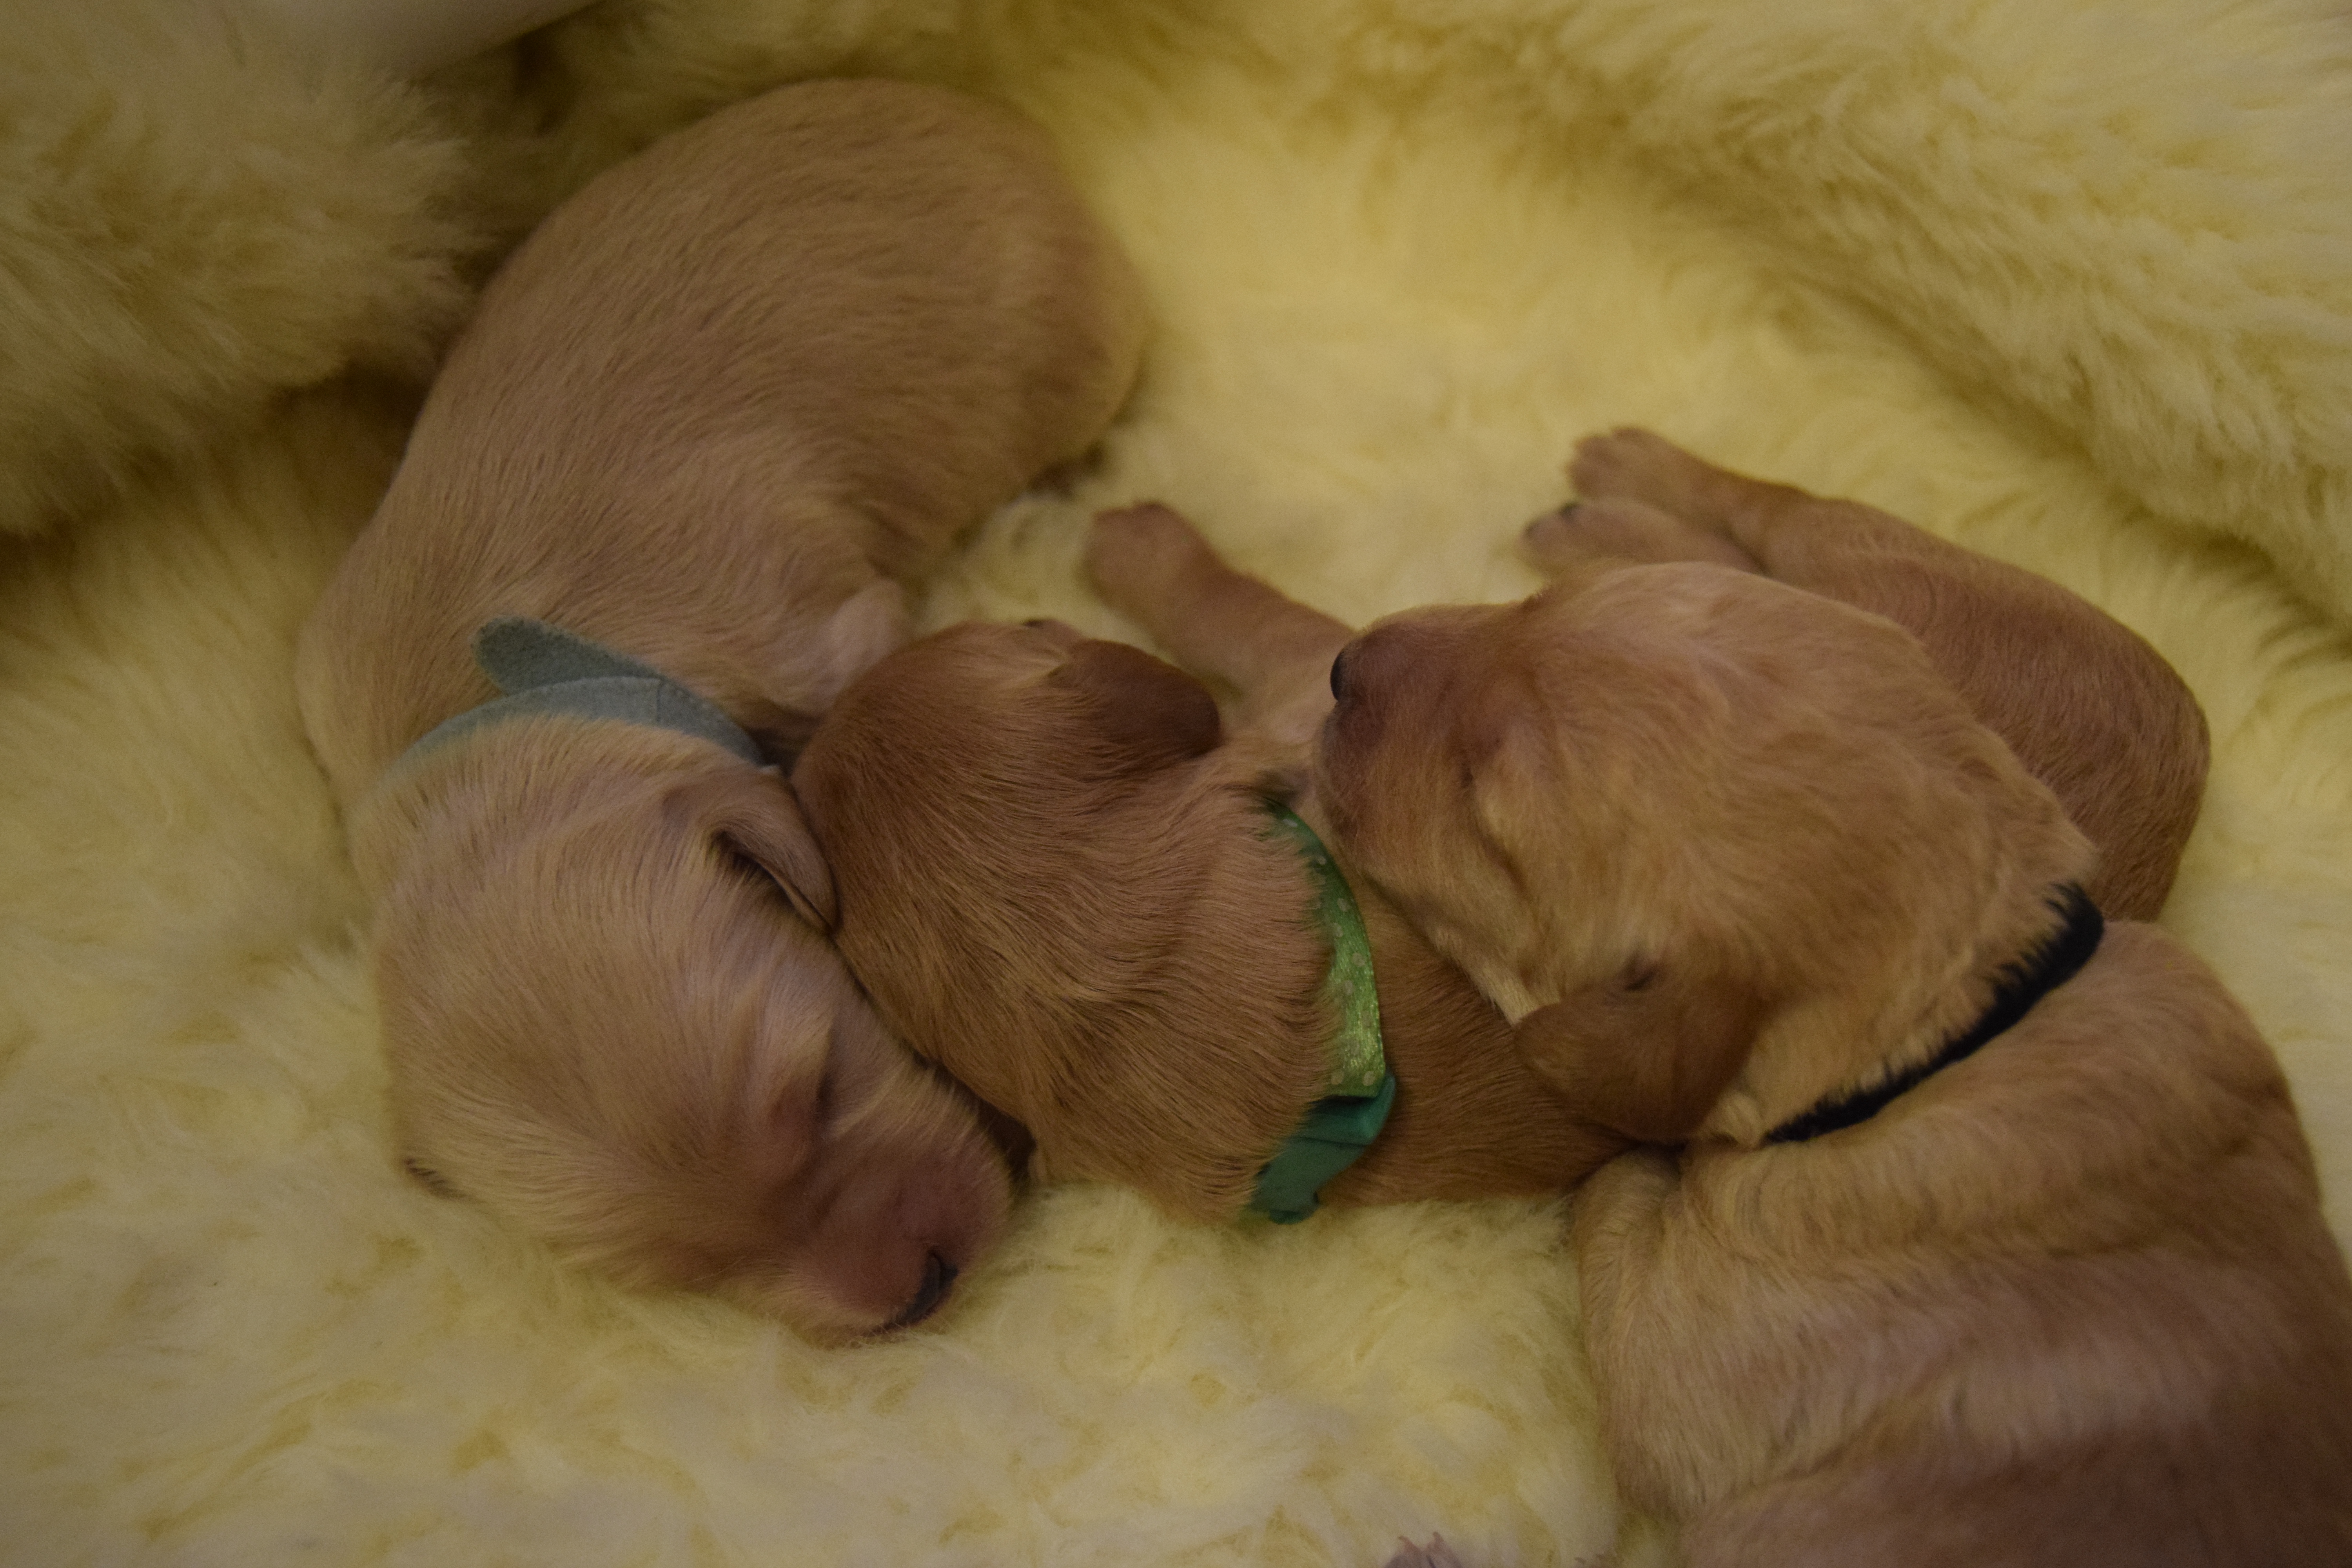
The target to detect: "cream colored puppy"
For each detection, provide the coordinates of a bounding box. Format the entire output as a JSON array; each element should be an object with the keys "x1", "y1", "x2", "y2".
[
  {"x1": 1528, "y1": 428, "x2": 2207, "y2": 922},
  {"x1": 296, "y1": 79, "x2": 1144, "y2": 1338},
  {"x1": 1319, "y1": 559, "x2": 2352, "y2": 1560}
]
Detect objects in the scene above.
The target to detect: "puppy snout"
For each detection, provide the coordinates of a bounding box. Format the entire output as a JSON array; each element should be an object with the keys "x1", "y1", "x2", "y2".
[{"x1": 888, "y1": 1250, "x2": 958, "y2": 1330}]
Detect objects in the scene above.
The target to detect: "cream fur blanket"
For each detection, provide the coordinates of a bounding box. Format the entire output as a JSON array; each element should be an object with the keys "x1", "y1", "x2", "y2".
[{"x1": 6, "y1": 2, "x2": 2351, "y2": 1563}]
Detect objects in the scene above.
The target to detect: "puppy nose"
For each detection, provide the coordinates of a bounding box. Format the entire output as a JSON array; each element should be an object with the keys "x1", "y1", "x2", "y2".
[
  {"x1": 1330, "y1": 647, "x2": 1352, "y2": 703},
  {"x1": 887, "y1": 1250, "x2": 958, "y2": 1330}
]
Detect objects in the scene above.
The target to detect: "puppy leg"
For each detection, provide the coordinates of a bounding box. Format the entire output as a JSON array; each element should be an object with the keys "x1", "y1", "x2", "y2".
[
  {"x1": 1522, "y1": 494, "x2": 1761, "y2": 580},
  {"x1": 1086, "y1": 503, "x2": 1352, "y2": 757},
  {"x1": 1565, "y1": 426, "x2": 1979, "y2": 589},
  {"x1": 1561, "y1": 428, "x2": 2209, "y2": 921},
  {"x1": 1570, "y1": 1146, "x2": 1714, "y2": 1517}
]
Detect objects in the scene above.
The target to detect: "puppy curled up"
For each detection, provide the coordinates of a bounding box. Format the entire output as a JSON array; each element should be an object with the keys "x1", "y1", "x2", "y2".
[
  {"x1": 296, "y1": 79, "x2": 1145, "y2": 1338},
  {"x1": 1320, "y1": 436, "x2": 2352, "y2": 1563}
]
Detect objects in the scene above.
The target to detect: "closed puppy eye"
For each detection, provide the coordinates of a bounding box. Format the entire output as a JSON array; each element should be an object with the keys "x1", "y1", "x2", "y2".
[
  {"x1": 778, "y1": 1024, "x2": 849, "y2": 1138},
  {"x1": 757, "y1": 1057, "x2": 835, "y2": 1191},
  {"x1": 1620, "y1": 960, "x2": 1659, "y2": 992},
  {"x1": 763, "y1": 1052, "x2": 834, "y2": 1131},
  {"x1": 713, "y1": 831, "x2": 811, "y2": 918},
  {"x1": 713, "y1": 833, "x2": 775, "y2": 887},
  {"x1": 403, "y1": 1157, "x2": 459, "y2": 1197}
]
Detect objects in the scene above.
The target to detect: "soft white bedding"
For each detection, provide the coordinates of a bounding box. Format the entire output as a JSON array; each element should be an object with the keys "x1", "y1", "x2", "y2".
[{"x1": 5, "y1": 2, "x2": 2350, "y2": 1562}]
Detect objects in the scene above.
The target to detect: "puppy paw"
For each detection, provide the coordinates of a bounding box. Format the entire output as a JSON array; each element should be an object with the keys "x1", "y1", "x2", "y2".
[
  {"x1": 1567, "y1": 426, "x2": 1717, "y2": 516},
  {"x1": 1523, "y1": 497, "x2": 1757, "y2": 576},
  {"x1": 1085, "y1": 502, "x2": 1214, "y2": 616}
]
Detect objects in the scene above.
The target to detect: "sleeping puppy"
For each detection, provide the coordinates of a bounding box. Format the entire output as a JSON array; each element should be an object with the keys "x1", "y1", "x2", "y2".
[
  {"x1": 295, "y1": 79, "x2": 1145, "y2": 1338},
  {"x1": 1318, "y1": 556, "x2": 2352, "y2": 1560},
  {"x1": 1527, "y1": 428, "x2": 2208, "y2": 920}
]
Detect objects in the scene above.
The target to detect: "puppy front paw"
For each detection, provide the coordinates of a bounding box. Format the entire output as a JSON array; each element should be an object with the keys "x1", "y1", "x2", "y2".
[
  {"x1": 1523, "y1": 497, "x2": 1757, "y2": 577},
  {"x1": 1567, "y1": 426, "x2": 1719, "y2": 516},
  {"x1": 1084, "y1": 502, "x2": 1214, "y2": 618}
]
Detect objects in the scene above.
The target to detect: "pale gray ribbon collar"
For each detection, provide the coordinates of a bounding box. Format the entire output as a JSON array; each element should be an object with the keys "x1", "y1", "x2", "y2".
[{"x1": 397, "y1": 617, "x2": 765, "y2": 771}]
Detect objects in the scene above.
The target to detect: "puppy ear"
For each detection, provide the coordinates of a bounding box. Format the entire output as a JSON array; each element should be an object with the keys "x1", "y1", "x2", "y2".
[
  {"x1": 671, "y1": 769, "x2": 839, "y2": 932},
  {"x1": 1048, "y1": 638, "x2": 1223, "y2": 773},
  {"x1": 1514, "y1": 960, "x2": 1767, "y2": 1144}
]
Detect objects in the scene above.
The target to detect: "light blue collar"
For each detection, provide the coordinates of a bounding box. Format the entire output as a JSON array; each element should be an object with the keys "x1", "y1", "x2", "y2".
[{"x1": 397, "y1": 617, "x2": 764, "y2": 771}]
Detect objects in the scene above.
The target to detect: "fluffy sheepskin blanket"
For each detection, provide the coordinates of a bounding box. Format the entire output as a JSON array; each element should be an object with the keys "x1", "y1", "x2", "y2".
[{"x1": 6, "y1": 1, "x2": 2352, "y2": 1562}]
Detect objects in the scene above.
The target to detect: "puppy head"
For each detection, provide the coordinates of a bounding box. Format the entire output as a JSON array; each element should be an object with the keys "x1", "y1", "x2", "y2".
[
  {"x1": 792, "y1": 621, "x2": 1321, "y2": 1218},
  {"x1": 368, "y1": 723, "x2": 1012, "y2": 1341},
  {"x1": 791, "y1": 622, "x2": 1226, "y2": 1136},
  {"x1": 1318, "y1": 564, "x2": 2094, "y2": 1146}
]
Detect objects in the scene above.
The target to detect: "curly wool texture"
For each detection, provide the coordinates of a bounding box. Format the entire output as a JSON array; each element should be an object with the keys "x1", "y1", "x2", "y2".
[
  {"x1": 3, "y1": 2, "x2": 2351, "y2": 1565},
  {"x1": 0, "y1": 0, "x2": 483, "y2": 535}
]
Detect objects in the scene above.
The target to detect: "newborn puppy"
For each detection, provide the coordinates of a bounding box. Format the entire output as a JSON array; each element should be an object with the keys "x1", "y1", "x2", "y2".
[
  {"x1": 296, "y1": 79, "x2": 1144, "y2": 1337},
  {"x1": 1528, "y1": 428, "x2": 2208, "y2": 920},
  {"x1": 1318, "y1": 565, "x2": 2352, "y2": 1561}
]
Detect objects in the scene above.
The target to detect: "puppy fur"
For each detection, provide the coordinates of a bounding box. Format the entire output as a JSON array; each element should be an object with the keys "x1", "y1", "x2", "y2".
[
  {"x1": 1319, "y1": 522, "x2": 2352, "y2": 1557},
  {"x1": 1529, "y1": 428, "x2": 2210, "y2": 922},
  {"x1": 791, "y1": 525, "x2": 1621, "y2": 1224},
  {"x1": 295, "y1": 79, "x2": 1145, "y2": 1337},
  {"x1": 797, "y1": 432, "x2": 2216, "y2": 1232}
]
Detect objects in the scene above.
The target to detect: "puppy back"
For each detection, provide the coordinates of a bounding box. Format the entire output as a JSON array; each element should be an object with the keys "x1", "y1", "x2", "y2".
[{"x1": 297, "y1": 78, "x2": 1145, "y2": 804}]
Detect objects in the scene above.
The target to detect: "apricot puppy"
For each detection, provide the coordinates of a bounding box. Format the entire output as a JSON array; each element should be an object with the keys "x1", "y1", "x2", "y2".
[
  {"x1": 1527, "y1": 428, "x2": 2208, "y2": 920},
  {"x1": 296, "y1": 80, "x2": 1144, "y2": 1337},
  {"x1": 1318, "y1": 562, "x2": 2352, "y2": 1562}
]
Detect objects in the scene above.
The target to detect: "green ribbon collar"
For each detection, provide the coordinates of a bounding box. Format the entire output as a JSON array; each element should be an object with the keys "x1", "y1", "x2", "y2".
[{"x1": 1249, "y1": 804, "x2": 1396, "y2": 1224}]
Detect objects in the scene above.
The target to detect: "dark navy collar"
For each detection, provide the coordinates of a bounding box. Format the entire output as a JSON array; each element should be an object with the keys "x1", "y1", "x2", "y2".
[{"x1": 1764, "y1": 883, "x2": 2105, "y2": 1146}]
